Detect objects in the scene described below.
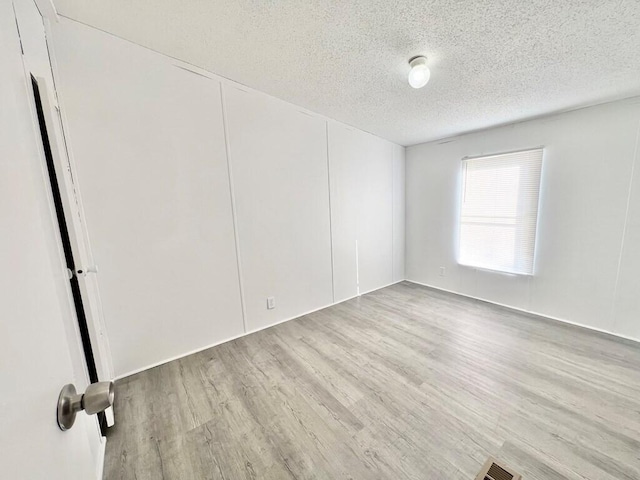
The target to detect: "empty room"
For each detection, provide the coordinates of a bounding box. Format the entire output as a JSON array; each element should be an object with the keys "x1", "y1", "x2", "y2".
[{"x1": 3, "y1": 0, "x2": 640, "y2": 479}]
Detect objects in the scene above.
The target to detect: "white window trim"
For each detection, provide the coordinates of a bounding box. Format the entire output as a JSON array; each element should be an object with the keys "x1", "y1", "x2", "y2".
[{"x1": 457, "y1": 147, "x2": 544, "y2": 276}]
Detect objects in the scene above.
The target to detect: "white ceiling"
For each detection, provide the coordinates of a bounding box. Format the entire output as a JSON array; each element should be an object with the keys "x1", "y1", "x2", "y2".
[{"x1": 53, "y1": 0, "x2": 640, "y2": 146}]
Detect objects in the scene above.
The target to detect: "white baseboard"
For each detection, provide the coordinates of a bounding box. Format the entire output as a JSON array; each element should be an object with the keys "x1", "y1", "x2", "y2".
[
  {"x1": 359, "y1": 279, "x2": 405, "y2": 297},
  {"x1": 114, "y1": 280, "x2": 404, "y2": 380},
  {"x1": 333, "y1": 279, "x2": 405, "y2": 304},
  {"x1": 405, "y1": 279, "x2": 640, "y2": 345}
]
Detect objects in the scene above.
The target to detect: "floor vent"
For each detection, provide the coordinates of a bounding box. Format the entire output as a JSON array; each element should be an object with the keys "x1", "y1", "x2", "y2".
[{"x1": 475, "y1": 457, "x2": 522, "y2": 480}]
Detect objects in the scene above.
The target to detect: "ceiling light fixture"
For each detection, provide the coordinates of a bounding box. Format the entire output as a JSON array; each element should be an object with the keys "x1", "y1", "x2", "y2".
[{"x1": 408, "y1": 56, "x2": 430, "y2": 89}]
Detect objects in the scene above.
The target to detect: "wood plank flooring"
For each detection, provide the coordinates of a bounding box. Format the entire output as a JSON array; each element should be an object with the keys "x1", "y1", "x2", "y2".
[{"x1": 104, "y1": 281, "x2": 640, "y2": 479}]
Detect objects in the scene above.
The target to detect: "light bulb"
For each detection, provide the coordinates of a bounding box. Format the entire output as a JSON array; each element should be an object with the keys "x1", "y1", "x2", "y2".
[{"x1": 408, "y1": 56, "x2": 430, "y2": 89}]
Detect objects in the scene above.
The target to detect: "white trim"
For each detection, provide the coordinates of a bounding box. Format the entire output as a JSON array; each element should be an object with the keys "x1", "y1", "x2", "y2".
[
  {"x1": 355, "y1": 240, "x2": 360, "y2": 295},
  {"x1": 32, "y1": 0, "x2": 57, "y2": 21},
  {"x1": 95, "y1": 436, "x2": 106, "y2": 480},
  {"x1": 358, "y1": 280, "x2": 403, "y2": 297},
  {"x1": 405, "y1": 279, "x2": 640, "y2": 345},
  {"x1": 461, "y1": 146, "x2": 545, "y2": 161},
  {"x1": 458, "y1": 263, "x2": 532, "y2": 277},
  {"x1": 42, "y1": 20, "x2": 116, "y2": 381},
  {"x1": 333, "y1": 280, "x2": 404, "y2": 305},
  {"x1": 35, "y1": 74, "x2": 115, "y2": 382},
  {"x1": 114, "y1": 280, "x2": 405, "y2": 380}
]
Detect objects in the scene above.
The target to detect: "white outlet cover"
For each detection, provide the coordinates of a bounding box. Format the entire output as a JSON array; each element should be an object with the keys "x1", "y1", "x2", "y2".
[{"x1": 267, "y1": 297, "x2": 275, "y2": 309}]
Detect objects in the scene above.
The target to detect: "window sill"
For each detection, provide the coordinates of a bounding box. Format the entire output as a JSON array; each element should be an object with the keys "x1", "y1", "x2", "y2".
[{"x1": 458, "y1": 263, "x2": 533, "y2": 277}]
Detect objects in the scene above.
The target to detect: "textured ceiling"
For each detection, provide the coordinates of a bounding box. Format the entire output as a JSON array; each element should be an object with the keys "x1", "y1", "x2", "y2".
[{"x1": 53, "y1": 0, "x2": 640, "y2": 146}]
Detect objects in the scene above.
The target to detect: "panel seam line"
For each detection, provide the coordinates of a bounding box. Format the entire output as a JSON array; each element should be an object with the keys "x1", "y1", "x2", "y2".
[
  {"x1": 219, "y1": 83, "x2": 248, "y2": 333},
  {"x1": 326, "y1": 122, "x2": 336, "y2": 303},
  {"x1": 610, "y1": 115, "x2": 640, "y2": 332}
]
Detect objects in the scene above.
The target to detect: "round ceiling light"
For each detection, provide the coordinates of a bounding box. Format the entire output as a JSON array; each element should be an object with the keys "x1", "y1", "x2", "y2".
[{"x1": 408, "y1": 56, "x2": 430, "y2": 89}]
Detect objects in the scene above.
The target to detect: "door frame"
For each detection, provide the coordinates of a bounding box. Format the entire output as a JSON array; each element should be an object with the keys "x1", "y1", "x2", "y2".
[
  {"x1": 16, "y1": 0, "x2": 115, "y2": 402},
  {"x1": 32, "y1": 3, "x2": 116, "y2": 409},
  {"x1": 30, "y1": 72, "x2": 115, "y2": 427}
]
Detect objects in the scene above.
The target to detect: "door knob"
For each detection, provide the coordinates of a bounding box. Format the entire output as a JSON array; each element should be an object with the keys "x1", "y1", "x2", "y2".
[{"x1": 57, "y1": 381, "x2": 114, "y2": 431}]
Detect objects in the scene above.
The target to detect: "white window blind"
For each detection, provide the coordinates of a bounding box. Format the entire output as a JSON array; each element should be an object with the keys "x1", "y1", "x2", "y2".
[{"x1": 459, "y1": 148, "x2": 543, "y2": 275}]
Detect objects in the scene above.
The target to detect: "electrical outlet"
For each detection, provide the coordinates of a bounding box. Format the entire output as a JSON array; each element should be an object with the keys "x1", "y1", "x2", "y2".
[
  {"x1": 439, "y1": 267, "x2": 446, "y2": 277},
  {"x1": 267, "y1": 296, "x2": 276, "y2": 310}
]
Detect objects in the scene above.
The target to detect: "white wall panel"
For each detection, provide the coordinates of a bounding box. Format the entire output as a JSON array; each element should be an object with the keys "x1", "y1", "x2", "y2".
[
  {"x1": 224, "y1": 86, "x2": 334, "y2": 332},
  {"x1": 406, "y1": 98, "x2": 640, "y2": 340},
  {"x1": 613, "y1": 112, "x2": 640, "y2": 339},
  {"x1": 328, "y1": 123, "x2": 361, "y2": 302},
  {"x1": 406, "y1": 139, "x2": 467, "y2": 293},
  {"x1": 392, "y1": 144, "x2": 406, "y2": 283},
  {"x1": 50, "y1": 19, "x2": 244, "y2": 377},
  {"x1": 358, "y1": 135, "x2": 394, "y2": 294},
  {"x1": 328, "y1": 122, "x2": 394, "y2": 298},
  {"x1": 528, "y1": 110, "x2": 637, "y2": 329}
]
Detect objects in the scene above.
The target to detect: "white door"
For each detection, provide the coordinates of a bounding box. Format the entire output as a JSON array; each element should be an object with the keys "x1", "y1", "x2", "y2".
[{"x1": 0, "y1": 1, "x2": 104, "y2": 478}]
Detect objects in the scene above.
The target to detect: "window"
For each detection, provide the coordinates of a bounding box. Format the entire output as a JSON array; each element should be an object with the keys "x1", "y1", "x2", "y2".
[{"x1": 458, "y1": 148, "x2": 543, "y2": 275}]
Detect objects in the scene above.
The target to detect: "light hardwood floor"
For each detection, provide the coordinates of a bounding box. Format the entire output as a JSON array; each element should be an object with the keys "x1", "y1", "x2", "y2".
[{"x1": 104, "y1": 281, "x2": 640, "y2": 479}]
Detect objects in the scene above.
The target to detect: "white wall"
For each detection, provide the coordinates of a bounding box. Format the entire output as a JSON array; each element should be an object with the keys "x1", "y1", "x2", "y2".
[
  {"x1": 50, "y1": 19, "x2": 245, "y2": 376},
  {"x1": 224, "y1": 85, "x2": 334, "y2": 332},
  {"x1": 356, "y1": 130, "x2": 394, "y2": 295},
  {"x1": 49, "y1": 17, "x2": 405, "y2": 377},
  {"x1": 328, "y1": 122, "x2": 397, "y2": 301},
  {"x1": 406, "y1": 98, "x2": 640, "y2": 341}
]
